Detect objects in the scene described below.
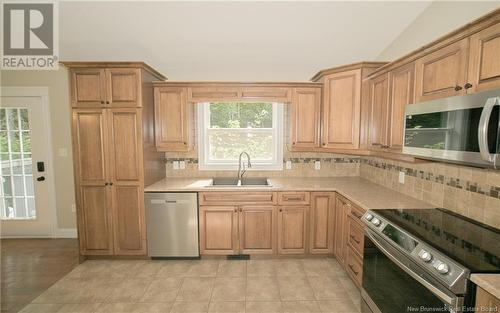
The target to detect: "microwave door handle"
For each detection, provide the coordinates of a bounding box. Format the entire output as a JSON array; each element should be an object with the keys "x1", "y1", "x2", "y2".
[
  {"x1": 478, "y1": 97, "x2": 499, "y2": 163},
  {"x1": 364, "y1": 229, "x2": 459, "y2": 307}
]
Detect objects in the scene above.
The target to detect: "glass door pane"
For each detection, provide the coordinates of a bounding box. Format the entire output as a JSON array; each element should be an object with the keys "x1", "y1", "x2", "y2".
[{"x1": 0, "y1": 108, "x2": 36, "y2": 219}]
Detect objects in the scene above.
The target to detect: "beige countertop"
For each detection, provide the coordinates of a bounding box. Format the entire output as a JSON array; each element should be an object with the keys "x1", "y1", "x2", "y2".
[
  {"x1": 145, "y1": 177, "x2": 435, "y2": 211},
  {"x1": 471, "y1": 274, "x2": 500, "y2": 299}
]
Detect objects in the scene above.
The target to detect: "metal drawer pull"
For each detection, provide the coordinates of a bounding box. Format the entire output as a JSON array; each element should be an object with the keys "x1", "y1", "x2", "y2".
[
  {"x1": 351, "y1": 211, "x2": 362, "y2": 219},
  {"x1": 348, "y1": 264, "x2": 359, "y2": 275},
  {"x1": 285, "y1": 197, "x2": 303, "y2": 201},
  {"x1": 350, "y1": 235, "x2": 360, "y2": 244}
]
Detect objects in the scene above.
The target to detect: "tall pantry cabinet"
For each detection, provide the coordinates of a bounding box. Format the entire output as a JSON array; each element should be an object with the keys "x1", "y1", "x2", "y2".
[{"x1": 64, "y1": 62, "x2": 166, "y2": 256}]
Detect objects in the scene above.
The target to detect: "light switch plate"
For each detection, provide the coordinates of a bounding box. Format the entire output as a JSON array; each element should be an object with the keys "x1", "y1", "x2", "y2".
[
  {"x1": 286, "y1": 160, "x2": 292, "y2": 170},
  {"x1": 179, "y1": 161, "x2": 186, "y2": 170},
  {"x1": 314, "y1": 160, "x2": 321, "y2": 170},
  {"x1": 173, "y1": 161, "x2": 179, "y2": 170},
  {"x1": 399, "y1": 171, "x2": 405, "y2": 184},
  {"x1": 71, "y1": 204, "x2": 76, "y2": 213}
]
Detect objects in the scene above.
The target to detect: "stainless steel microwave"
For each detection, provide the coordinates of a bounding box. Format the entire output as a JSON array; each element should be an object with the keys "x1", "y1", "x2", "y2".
[{"x1": 403, "y1": 89, "x2": 500, "y2": 169}]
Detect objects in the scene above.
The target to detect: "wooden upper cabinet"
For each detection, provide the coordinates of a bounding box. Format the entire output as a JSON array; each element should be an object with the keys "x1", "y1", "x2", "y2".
[
  {"x1": 369, "y1": 73, "x2": 390, "y2": 150},
  {"x1": 322, "y1": 70, "x2": 361, "y2": 149},
  {"x1": 71, "y1": 69, "x2": 106, "y2": 108},
  {"x1": 199, "y1": 206, "x2": 239, "y2": 255},
  {"x1": 468, "y1": 23, "x2": 500, "y2": 93},
  {"x1": 105, "y1": 68, "x2": 141, "y2": 107},
  {"x1": 239, "y1": 206, "x2": 276, "y2": 255},
  {"x1": 107, "y1": 109, "x2": 143, "y2": 182},
  {"x1": 277, "y1": 206, "x2": 308, "y2": 254},
  {"x1": 415, "y1": 38, "x2": 469, "y2": 103},
  {"x1": 240, "y1": 87, "x2": 291, "y2": 102},
  {"x1": 289, "y1": 87, "x2": 321, "y2": 150},
  {"x1": 309, "y1": 192, "x2": 335, "y2": 254},
  {"x1": 387, "y1": 64, "x2": 415, "y2": 151},
  {"x1": 154, "y1": 87, "x2": 192, "y2": 151}
]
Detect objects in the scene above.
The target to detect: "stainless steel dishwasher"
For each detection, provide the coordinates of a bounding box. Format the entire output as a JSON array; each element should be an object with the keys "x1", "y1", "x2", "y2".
[{"x1": 145, "y1": 192, "x2": 199, "y2": 257}]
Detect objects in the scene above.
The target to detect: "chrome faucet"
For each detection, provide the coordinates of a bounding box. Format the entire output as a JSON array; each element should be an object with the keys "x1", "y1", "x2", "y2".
[{"x1": 237, "y1": 152, "x2": 252, "y2": 180}]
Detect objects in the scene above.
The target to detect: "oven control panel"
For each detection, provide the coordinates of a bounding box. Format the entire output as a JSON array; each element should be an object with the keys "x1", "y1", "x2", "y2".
[{"x1": 362, "y1": 210, "x2": 469, "y2": 294}]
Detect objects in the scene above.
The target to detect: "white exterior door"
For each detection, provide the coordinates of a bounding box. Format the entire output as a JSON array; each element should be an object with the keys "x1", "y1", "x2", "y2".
[{"x1": 1, "y1": 90, "x2": 56, "y2": 237}]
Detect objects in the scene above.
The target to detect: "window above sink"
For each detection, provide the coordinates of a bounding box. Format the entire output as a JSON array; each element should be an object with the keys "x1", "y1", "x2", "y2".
[{"x1": 197, "y1": 101, "x2": 283, "y2": 171}]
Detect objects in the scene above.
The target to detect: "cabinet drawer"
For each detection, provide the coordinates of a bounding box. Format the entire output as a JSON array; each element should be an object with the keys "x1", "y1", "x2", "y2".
[
  {"x1": 278, "y1": 192, "x2": 310, "y2": 205},
  {"x1": 199, "y1": 192, "x2": 277, "y2": 205},
  {"x1": 348, "y1": 202, "x2": 365, "y2": 223},
  {"x1": 346, "y1": 247, "x2": 363, "y2": 288},
  {"x1": 348, "y1": 216, "x2": 364, "y2": 257}
]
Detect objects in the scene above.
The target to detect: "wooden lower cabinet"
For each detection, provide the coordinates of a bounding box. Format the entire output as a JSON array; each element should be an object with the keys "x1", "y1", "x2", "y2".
[
  {"x1": 199, "y1": 206, "x2": 239, "y2": 255},
  {"x1": 309, "y1": 192, "x2": 335, "y2": 254},
  {"x1": 475, "y1": 286, "x2": 500, "y2": 312},
  {"x1": 346, "y1": 246, "x2": 363, "y2": 287},
  {"x1": 239, "y1": 206, "x2": 276, "y2": 254},
  {"x1": 277, "y1": 206, "x2": 308, "y2": 254},
  {"x1": 334, "y1": 196, "x2": 349, "y2": 264}
]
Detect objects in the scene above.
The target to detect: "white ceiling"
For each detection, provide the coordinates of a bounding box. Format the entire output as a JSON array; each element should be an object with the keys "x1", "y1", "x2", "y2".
[{"x1": 60, "y1": 1, "x2": 432, "y2": 81}]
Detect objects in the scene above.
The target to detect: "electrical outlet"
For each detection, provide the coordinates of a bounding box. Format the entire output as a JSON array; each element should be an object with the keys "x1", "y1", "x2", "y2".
[
  {"x1": 314, "y1": 160, "x2": 321, "y2": 170},
  {"x1": 71, "y1": 204, "x2": 76, "y2": 213},
  {"x1": 286, "y1": 160, "x2": 292, "y2": 170},
  {"x1": 179, "y1": 161, "x2": 186, "y2": 170},
  {"x1": 399, "y1": 171, "x2": 405, "y2": 184},
  {"x1": 172, "y1": 161, "x2": 179, "y2": 170}
]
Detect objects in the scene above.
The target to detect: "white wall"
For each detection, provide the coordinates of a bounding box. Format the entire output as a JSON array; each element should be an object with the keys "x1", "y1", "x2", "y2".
[
  {"x1": 1, "y1": 69, "x2": 76, "y2": 230},
  {"x1": 377, "y1": 1, "x2": 499, "y2": 61}
]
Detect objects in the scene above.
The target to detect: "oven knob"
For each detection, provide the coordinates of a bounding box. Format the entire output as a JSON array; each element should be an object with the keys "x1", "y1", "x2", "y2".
[
  {"x1": 434, "y1": 262, "x2": 450, "y2": 274},
  {"x1": 371, "y1": 218, "x2": 381, "y2": 226},
  {"x1": 419, "y1": 250, "x2": 433, "y2": 262},
  {"x1": 365, "y1": 213, "x2": 373, "y2": 221}
]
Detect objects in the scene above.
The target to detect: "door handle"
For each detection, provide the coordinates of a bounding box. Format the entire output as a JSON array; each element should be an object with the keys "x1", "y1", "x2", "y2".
[
  {"x1": 36, "y1": 176, "x2": 45, "y2": 182},
  {"x1": 478, "y1": 97, "x2": 499, "y2": 164}
]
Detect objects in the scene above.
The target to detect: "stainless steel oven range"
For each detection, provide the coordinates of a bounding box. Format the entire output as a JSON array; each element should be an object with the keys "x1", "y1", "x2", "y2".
[{"x1": 361, "y1": 208, "x2": 500, "y2": 313}]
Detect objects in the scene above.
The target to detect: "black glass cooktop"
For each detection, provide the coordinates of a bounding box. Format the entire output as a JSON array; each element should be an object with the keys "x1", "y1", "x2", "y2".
[{"x1": 376, "y1": 208, "x2": 500, "y2": 273}]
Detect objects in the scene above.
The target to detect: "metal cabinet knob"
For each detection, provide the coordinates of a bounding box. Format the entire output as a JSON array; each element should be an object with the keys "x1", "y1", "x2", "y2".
[
  {"x1": 454, "y1": 85, "x2": 463, "y2": 91},
  {"x1": 464, "y1": 83, "x2": 473, "y2": 90}
]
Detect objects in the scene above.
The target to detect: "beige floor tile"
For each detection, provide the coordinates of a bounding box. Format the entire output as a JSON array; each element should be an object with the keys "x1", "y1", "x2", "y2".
[
  {"x1": 157, "y1": 261, "x2": 194, "y2": 278},
  {"x1": 106, "y1": 260, "x2": 144, "y2": 277},
  {"x1": 217, "y1": 261, "x2": 246, "y2": 277},
  {"x1": 32, "y1": 277, "x2": 98, "y2": 304},
  {"x1": 246, "y1": 276, "x2": 281, "y2": 301},
  {"x1": 185, "y1": 260, "x2": 219, "y2": 277},
  {"x1": 246, "y1": 260, "x2": 276, "y2": 276},
  {"x1": 246, "y1": 301, "x2": 282, "y2": 313},
  {"x1": 140, "y1": 277, "x2": 183, "y2": 302},
  {"x1": 75, "y1": 277, "x2": 124, "y2": 303},
  {"x1": 18, "y1": 304, "x2": 64, "y2": 313},
  {"x1": 104, "y1": 278, "x2": 151, "y2": 303},
  {"x1": 317, "y1": 299, "x2": 358, "y2": 313},
  {"x1": 208, "y1": 301, "x2": 245, "y2": 313},
  {"x1": 281, "y1": 301, "x2": 321, "y2": 312},
  {"x1": 134, "y1": 261, "x2": 165, "y2": 278},
  {"x1": 277, "y1": 276, "x2": 315, "y2": 301},
  {"x1": 338, "y1": 277, "x2": 358, "y2": 294},
  {"x1": 307, "y1": 276, "x2": 350, "y2": 300},
  {"x1": 211, "y1": 277, "x2": 246, "y2": 301},
  {"x1": 177, "y1": 277, "x2": 215, "y2": 301},
  {"x1": 302, "y1": 259, "x2": 345, "y2": 277},
  {"x1": 170, "y1": 301, "x2": 210, "y2": 313},
  {"x1": 275, "y1": 260, "x2": 306, "y2": 276},
  {"x1": 64, "y1": 260, "x2": 112, "y2": 278},
  {"x1": 96, "y1": 302, "x2": 173, "y2": 313},
  {"x1": 56, "y1": 303, "x2": 104, "y2": 313}
]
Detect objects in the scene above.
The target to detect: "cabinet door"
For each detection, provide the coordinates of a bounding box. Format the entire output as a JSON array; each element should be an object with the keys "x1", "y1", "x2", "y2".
[
  {"x1": 239, "y1": 206, "x2": 276, "y2": 255},
  {"x1": 414, "y1": 39, "x2": 469, "y2": 103},
  {"x1": 71, "y1": 69, "x2": 106, "y2": 108},
  {"x1": 154, "y1": 87, "x2": 191, "y2": 151},
  {"x1": 476, "y1": 286, "x2": 500, "y2": 312},
  {"x1": 105, "y1": 68, "x2": 141, "y2": 108},
  {"x1": 199, "y1": 206, "x2": 239, "y2": 255},
  {"x1": 334, "y1": 197, "x2": 348, "y2": 265},
  {"x1": 107, "y1": 109, "x2": 146, "y2": 255},
  {"x1": 368, "y1": 73, "x2": 390, "y2": 150},
  {"x1": 289, "y1": 87, "x2": 321, "y2": 150},
  {"x1": 468, "y1": 23, "x2": 500, "y2": 93},
  {"x1": 277, "y1": 206, "x2": 308, "y2": 254},
  {"x1": 72, "y1": 109, "x2": 113, "y2": 255},
  {"x1": 309, "y1": 192, "x2": 335, "y2": 254},
  {"x1": 322, "y1": 70, "x2": 361, "y2": 149},
  {"x1": 388, "y1": 64, "x2": 415, "y2": 151}
]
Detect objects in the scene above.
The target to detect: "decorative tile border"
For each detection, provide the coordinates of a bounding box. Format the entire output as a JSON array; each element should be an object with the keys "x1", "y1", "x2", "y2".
[
  {"x1": 165, "y1": 156, "x2": 361, "y2": 165},
  {"x1": 360, "y1": 158, "x2": 500, "y2": 200}
]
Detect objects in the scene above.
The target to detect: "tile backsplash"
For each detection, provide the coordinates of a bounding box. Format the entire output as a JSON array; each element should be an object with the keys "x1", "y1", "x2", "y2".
[{"x1": 359, "y1": 156, "x2": 500, "y2": 229}]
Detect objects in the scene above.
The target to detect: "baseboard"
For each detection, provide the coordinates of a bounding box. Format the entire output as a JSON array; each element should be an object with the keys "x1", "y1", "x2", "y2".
[{"x1": 54, "y1": 228, "x2": 78, "y2": 238}]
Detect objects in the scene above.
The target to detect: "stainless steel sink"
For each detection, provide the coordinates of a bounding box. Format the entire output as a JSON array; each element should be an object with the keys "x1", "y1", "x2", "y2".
[{"x1": 207, "y1": 177, "x2": 271, "y2": 187}]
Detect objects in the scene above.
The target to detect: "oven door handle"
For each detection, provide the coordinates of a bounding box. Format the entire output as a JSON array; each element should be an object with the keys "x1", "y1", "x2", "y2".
[
  {"x1": 365, "y1": 229, "x2": 459, "y2": 307},
  {"x1": 478, "y1": 96, "x2": 499, "y2": 163}
]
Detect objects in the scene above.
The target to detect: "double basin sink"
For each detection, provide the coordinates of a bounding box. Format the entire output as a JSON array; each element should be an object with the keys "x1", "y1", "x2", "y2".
[{"x1": 206, "y1": 177, "x2": 272, "y2": 187}]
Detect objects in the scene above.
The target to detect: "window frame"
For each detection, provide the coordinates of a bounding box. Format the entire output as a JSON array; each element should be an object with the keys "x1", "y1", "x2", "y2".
[{"x1": 197, "y1": 102, "x2": 283, "y2": 171}]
